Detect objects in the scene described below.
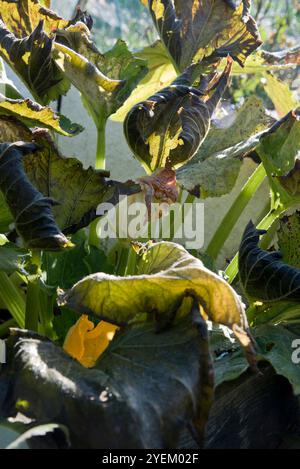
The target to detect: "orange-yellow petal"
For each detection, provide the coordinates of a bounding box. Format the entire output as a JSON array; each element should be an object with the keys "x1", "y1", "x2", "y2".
[{"x1": 63, "y1": 315, "x2": 118, "y2": 368}]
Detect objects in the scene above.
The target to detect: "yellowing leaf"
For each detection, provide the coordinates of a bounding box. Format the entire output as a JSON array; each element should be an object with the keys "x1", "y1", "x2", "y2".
[
  {"x1": 58, "y1": 241, "x2": 254, "y2": 356},
  {"x1": 263, "y1": 73, "x2": 298, "y2": 118},
  {"x1": 63, "y1": 315, "x2": 118, "y2": 368}
]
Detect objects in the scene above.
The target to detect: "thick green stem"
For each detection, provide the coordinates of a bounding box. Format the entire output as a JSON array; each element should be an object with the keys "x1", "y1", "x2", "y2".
[
  {"x1": 89, "y1": 121, "x2": 107, "y2": 247},
  {"x1": 0, "y1": 271, "x2": 26, "y2": 328},
  {"x1": 206, "y1": 163, "x2": 266, "y2": 260},
  {"x1": 25, "y1": 280, "x2": 40, "y2": 331}
]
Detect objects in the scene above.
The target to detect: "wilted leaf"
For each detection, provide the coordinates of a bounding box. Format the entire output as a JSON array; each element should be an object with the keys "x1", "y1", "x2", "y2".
[
  {"x1": 124, "y1": 59, "x2": 232, "y2": 173},
  {"x1": 54, "y1": 23, "x2": 147, "y2": 126},
  {"x1": 6, "y1": 423, "x2": 70, "y2": 449},
  {"x1": 0, "y1": 141, "x2": 71, "y2": 250},
  {"x1": 176, "y1": 96, "x2": 272, "y2": 197},
  {"x1": 1, "y1": 314, "x2": 214, "y2": 448},
  {"x1": 0, "y1": 95, "x2": 82, "y2": 135},
  {"x1": 0, "y1": 19, "x2": 70, "y2": 104},
  {"x1": 144, "y1": 0, "x2": 261, "y2": 71},
  {"x1": 239, "y1": 220, "x2": 300, "y2": 302},
  {"x1": 58, "y1": 240, "x2": 255, "y2": 361}
]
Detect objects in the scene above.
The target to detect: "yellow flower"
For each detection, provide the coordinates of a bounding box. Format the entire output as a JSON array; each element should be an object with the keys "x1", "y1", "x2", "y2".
[{"x1": 63, "y1": 315, "x2": 118, "y2": 368}]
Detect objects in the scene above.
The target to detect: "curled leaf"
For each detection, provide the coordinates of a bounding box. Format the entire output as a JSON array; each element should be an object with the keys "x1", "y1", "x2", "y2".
[
  {"x1": 0, "y1": 19, "x2": 70, "y2": 104},
  {"x1": 58, "y1": 241, "x2": 253, "y2": 356},
  {"x1": 0, "y1": 94, "x2": 82, "y2": 135},
  {"x1": 124, "y1": 58, "x2": 232, "y2": 173},
  {"x1": 0, "y1": 141, "x2": 71, "y2": 250},
  {"x1": 144, "y1": 0, "x2": 261, "y2": 71},
  {"x1": 239, "y1": 220, "x2": 300, "y2": 302},
  {"x1": 63, "y1": 315, "x2": 118, "y2": 368}
]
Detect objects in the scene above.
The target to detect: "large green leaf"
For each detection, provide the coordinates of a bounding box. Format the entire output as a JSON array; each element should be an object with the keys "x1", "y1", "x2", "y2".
[
  {"x1": 176, "y1": 96, "x2": 272, "y2": 197},
  {"x1": 54, "y1": 23, "x2": 147, "y2": 126},
  {"x1": 143, "y1": 0, "x2": 261, "y2": 71},
  {"x1": 124, "y1": 59, "x2": 232, "y2": 173},
  {"x1": 0, "y1": 141, "x2": 71, "y2": 250},
  {"x1": 239, "y1": 220, "x2": 300, "y2": 303},
  {"x1": 0, "y1": 314, "x2": 214, "y2": 448},
  {"x1": 263, "y1": 73, "x2": 298, "y2": 118},
  {"x1": 0, "y1": 95, "x2": 82, "y2": 135},
  {"x1": 277, "y1": 212, "x2": 300, "y2": 269},
  {"x1": 58, "y1": 240, "x2": 255, "y2": 361}
]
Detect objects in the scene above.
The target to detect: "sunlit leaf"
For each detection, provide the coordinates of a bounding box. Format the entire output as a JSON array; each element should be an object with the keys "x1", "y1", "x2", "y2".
[
  {"x1": 58, "y1": 240, "x2": 255, "y2": 361},
  {"x1": 0, "y1": 95, "x2": 82, "y2": 135},
  {"x1": 0, "y1": 141, "x2": 71, "y2": 250},
  {"x1": 54, "y1": 23, "x2": 147, "y2": 126},
  {"x1": 0, "y1": 235, "x2": 28, "y2": 273},
  {"x1": 263, "y1": 73, "x2": 298, "y2": 118},
  {"x1": 0, "y1": 57, "x2": 22, "y2": 99},
  {"x1": 143, "y1": 0, "x2": 261, "y2": 71},
  {"x1": 1, "y1": 315, "x2": 214, "y2": 448},
  {"x1": 124, "y1": 58, "x2": 232, "y2": 173},
  {"x1": 277, "y1": 212, "x2": 300, "y2": 269}
]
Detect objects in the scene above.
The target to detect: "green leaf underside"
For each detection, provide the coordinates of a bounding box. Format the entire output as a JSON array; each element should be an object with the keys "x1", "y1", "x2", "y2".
[
  {"x1": 0, "y1": 95, "x2": 82, "y2": 135},
  {"x1": 277, "y1": 213, "x2": 300, "y2": 269},
  {"x1": 54, "y1": 23, "x2": 147, "y2": 125},
  {"x1": 124, "y1": 59, "x2": 232, "y2": 173},
  {"x1": 58, "y1": 241, "x2": 253, "y2": 355},
  {"x1": 1, "y1": 316, "x2": 213, "y2": 448},
  {"x1": 146, "y1": 0, "x2": 261, "y2": 71},
  {"x1": 0, "y1": 141, "x2": 70, "y2": 250},
  {"x1": 239, "y1": 221, "x2": 300, "y2": 303},
  {"x1": 176, "y1": 96, "x2": 272, "y2": 197}
]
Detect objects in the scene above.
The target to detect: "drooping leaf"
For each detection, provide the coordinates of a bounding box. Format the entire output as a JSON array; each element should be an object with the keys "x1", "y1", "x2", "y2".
[
  {"x1": 143, "y1": 0, "x2": 261, "y2": 71},
  {"x1": 124, "y1": 58, "x2": 232, "y2": 173},
  {"x1": 58, "y1": 240, "x2": 255, "y2": 362},
  {"x1": 239, "y1": 220, "x2": 300, "y2": 302},
  {"x1": 0, "y1": 19, "x2": 70, "y2": 104},
  {"x1": 176, "y1": 96, "x2": 272, "y2": 197},
  {"x1": 0, "y1": 141, "x2": 71, "y2": 250},
  {"x1": 0, "y1": 95, "x2": 82, "y2": 135},
  {"x1": 6, "y1": 423, "x2": 70, "y2": 449},
  {"x1": 54, "y1": 23, "x2": 147, "y2": 126},
  {"x1": 1, "y1": 313, "x2": 214, "y2": 448}
]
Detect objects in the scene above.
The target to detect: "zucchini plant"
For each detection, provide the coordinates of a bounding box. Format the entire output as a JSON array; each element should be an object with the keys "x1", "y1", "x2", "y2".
[{"x1": 0, "y1": 0, "x2": 299, "y2": 449}]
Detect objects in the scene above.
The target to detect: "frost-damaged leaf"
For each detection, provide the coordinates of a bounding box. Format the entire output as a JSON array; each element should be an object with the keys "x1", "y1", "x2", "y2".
[
  {"x1": 0, "y1": 95, "x2": 82, "y2": 135},
  {"x1": 112, "y1": 40, "x2": 177, "y2": 122},
  {"x1": 0, "y1": 142, "x2": 72, "y2": 250},
  {"x1": 277, "y1": 212, "x2": 300, "y2": 269},
  {"x1": 124, "y1": 58, "x2": 232, "y2": 173},
  {"x1": 54, "y1": 23, "x2": 147, "y2": 125},
  {"x1": 143, "y1": 0, "x2": 261, "y2": 71},
  {"x1": 0, "y1": 19, "x2": 70, "y2": 104},
  {"x1": 176, "y1": 96, "x2": 272, "y2": 197},
  {"x1": 58, "y1": 240, "x2": 255, "y2": 363},
  {"x1": 23, "y1": 129, "x2": 140, "y2": 233},
  {"x1": 239, "y1": 220, "x2": 300, "y2": 302},
  {"x1": 1, "y1": 314, "x2": 214, "y2": 448}
]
